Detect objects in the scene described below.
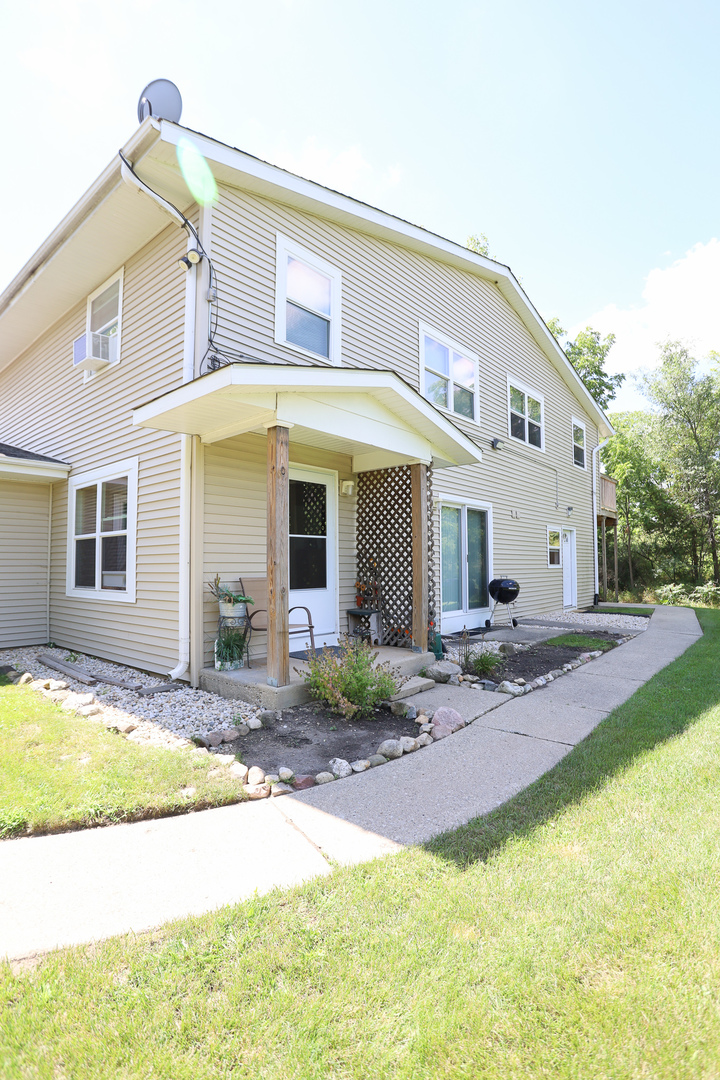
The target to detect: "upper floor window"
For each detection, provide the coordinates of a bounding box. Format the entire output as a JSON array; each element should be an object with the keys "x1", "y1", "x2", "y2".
[
  {"x1": 420, "y1": 324, "x2": 479, "y2": 421},
  {"x1": 572, "y1": 418, "x2": 586, "y2": 468},
  {"x1": 73, "y1": 271, "x2": 124, "y2": 379},
  {"x1": 508, "y1": 379, "x2": 544, "y2": 449},
  {"x1": 66, "y1": 458, "x2": 138, "y2": 603},
  {"x1": 275, "y1": 235, "x2": 342, "y2": 364}
]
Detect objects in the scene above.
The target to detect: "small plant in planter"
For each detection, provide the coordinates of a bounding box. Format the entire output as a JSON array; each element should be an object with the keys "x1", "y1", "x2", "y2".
[
  {"x1": 207, "y1": 574, "x2": 254, "y2": 618},
  {"x1": 214, "y1": 627, "x2": 249, "y2": 671}
]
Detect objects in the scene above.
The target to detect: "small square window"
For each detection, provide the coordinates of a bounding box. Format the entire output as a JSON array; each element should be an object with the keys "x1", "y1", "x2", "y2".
[
  {"x1": 421, "y1": 325, "x2": 478, "y2": 422},
  {"x1": 275, "y1": 236, "x2": 341, "y2": 364},
  {"x1": 572, "y1": 420, "x2": 586, "y2": 468},
  {"x1": 509, "y1": 381, "x2": 544, "y2": 449},
  {"x1": 548, "y1": 528, "x2": 561, "y2": 566},
  {"x1": 76, "y1": 271, "x2": 124, "y2": 378}
]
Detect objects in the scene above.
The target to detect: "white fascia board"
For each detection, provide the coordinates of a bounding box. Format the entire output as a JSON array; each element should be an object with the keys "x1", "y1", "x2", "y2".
[{"x1": 0, "y1": 457, "x2": 70, "y2": 482}]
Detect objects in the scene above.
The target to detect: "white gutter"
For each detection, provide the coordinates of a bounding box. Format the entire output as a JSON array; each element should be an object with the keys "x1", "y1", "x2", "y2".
[
  {"x1": 120, "y1": 162, "x2": 197, "y2": 681},
  {"x1": 592, "y1": 439, "x2": 610, "y2": 599}
]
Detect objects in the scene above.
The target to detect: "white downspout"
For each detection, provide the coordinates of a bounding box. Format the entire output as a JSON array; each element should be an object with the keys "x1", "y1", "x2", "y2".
[
  {"x1": 168, "y1": 238, "x2": 199, "y2": 680},
  {"x1": 592, "y1": 438, "x2": 610, "y2": 600},
  {"x1": 120, "y1": 158, "x2": 196, "y2": 681}
]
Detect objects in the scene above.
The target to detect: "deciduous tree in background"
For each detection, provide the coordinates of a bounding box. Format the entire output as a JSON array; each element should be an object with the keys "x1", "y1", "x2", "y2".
[{"x1": 547, "y1": 317, "x2": 625, "y2": 410}]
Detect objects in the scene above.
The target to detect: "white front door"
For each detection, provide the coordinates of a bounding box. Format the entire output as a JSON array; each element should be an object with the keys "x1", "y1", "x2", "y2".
[
  {"x1": 562, "y1": 528, "x2": 577, "y2": 608},
  {"x1": 288, "y1": 467, "x2": 337, "y2": 641}
]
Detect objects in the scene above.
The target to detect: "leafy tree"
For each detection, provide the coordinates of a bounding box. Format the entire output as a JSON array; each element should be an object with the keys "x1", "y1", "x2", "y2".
[
  {"x1": 641, "y1": 342, "x2": 720, "y2": 583},
  {"x1": 466, "y1": 233, "x2": 491, "y2": 257},
  {"x1": 547, "y1": 318, "x2": 624, "y2": 411}
]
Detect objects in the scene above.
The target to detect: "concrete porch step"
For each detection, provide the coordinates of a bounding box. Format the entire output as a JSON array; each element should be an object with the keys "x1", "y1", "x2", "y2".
[{"x1": 199, "y1": 647, "x2": 435, "y2": 710}]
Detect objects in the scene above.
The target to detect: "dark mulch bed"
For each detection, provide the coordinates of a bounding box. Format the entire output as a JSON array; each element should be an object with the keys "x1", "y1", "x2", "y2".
[
  {"x1": 491, "y1": 631, "x2": 622, "y2": 685},
  {"x1": 224, "y1": 702, "x2": 420, "y2": 777}
]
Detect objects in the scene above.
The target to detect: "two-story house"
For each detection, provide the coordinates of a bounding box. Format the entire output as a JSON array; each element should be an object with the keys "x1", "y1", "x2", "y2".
[{"x1": 0, "y1": 115, "x2": 613, "y2": 702}]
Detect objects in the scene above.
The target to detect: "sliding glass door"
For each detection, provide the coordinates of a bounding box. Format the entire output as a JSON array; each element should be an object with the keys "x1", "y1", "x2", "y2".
[{"x1": 440, "y1": 502, "x2": 491, "y2": 631}]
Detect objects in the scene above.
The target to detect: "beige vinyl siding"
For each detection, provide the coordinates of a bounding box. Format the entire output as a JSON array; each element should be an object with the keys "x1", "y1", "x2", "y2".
[
  {"x1": 0, "y1": 481, "x2": 51, "y2": 646},
  {"x1": 202, "y1": 433, "x2": 356, "y2": 667},
  {"x1": 0, "y1": 222, "x2": 189, "y2": 674},
  {"x1": 210, "y1": 186, "x2": 601, "y2": 617}
]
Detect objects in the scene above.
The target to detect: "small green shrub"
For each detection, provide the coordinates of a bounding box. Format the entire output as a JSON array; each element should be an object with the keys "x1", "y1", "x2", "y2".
[
  {"x1": 688, "y1": 582, "x2": 720, "y2": 607},
  {"x1": 655, "y1": 583, "x2": 690, "y2": 605},
  {"x1": 299, "y1": 637, "x2": 399, "y2": 719},
  {"x1": 470, "y1": 650, "x2": 502, "y2": 677}
]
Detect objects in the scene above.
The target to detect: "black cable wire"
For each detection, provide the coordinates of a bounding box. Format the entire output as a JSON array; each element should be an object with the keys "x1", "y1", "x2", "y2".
[{"x1": 119, "y1": 148, "x2": 301, "y2": 377}]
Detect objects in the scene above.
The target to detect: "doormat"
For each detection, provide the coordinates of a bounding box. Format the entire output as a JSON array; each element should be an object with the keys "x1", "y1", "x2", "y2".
[{"x1": 289, "y1": 645, "x2": 344, "y2": 661}]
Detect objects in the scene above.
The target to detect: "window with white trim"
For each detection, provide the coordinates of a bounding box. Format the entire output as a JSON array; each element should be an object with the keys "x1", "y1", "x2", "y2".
[
  {"x1": 548, "y1": 528, "x2": 561, "y2": 567},
  {"x1": 67, "y1": 459, "x2": 138, "y2": 602},
  {"x1": 421, "y1": 325, "x2": 479, "y2": 421},
  {"x1": 572, "y1": 418, "x2": 586, "y2": 468},
  {"x1": 508, "y1": 380, "x2": 544, "y2": 448},
  {"x1": 275, "y1": 235, "x2": 341, "y2": 363},
  {"x1": 80, "y1": 271, "x2": 124, "y2": 380},
  {"x1": 440, "y1": 502, "x2": 491, "y2": 621}
]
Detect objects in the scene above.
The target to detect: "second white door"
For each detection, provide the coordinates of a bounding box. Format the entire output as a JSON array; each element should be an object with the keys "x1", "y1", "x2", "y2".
[{"x1": 288, "y1": 467, "x2": 337, "y2": 640}]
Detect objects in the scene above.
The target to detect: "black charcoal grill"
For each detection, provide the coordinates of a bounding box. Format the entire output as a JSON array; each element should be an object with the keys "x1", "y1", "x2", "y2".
[{"x1": 488, "y1": 578, "x2": 520, "y2": 628}]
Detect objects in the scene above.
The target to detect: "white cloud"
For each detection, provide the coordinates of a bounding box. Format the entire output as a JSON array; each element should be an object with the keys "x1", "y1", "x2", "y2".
[{"x1": 571, "y1": 239, "x2": 720, "y2": 411}]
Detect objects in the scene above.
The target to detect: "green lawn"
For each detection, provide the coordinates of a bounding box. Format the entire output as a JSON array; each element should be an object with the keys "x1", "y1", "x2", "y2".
[
  {"x1": 0, "y1": 677, "x2": 244, "y2": 837},
  {"x1": 544, "y1": 632, "x2": 617, "y2": 650},
  {"x1": 2, "y1": 611, "x2": 719, "y2": 1078}
]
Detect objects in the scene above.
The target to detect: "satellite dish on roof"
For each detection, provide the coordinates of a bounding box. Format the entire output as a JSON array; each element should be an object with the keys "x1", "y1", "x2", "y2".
[{"x1": 137, "y1": 79, "x2": 182, "y2": 124}]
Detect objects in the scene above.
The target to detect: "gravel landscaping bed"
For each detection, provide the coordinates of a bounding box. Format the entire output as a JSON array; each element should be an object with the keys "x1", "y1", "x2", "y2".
[{"x1": 525, "y1": 610, "x2": 650, "y2": 631}]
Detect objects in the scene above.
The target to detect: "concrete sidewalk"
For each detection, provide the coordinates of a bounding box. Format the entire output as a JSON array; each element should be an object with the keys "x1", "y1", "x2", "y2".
[{"x1": 0, "y1": 606, "x2": 702, "y2": 962}]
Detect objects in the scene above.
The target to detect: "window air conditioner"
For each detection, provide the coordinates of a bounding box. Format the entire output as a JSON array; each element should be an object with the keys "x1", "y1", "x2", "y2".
[{"x1": 72, "y1": 332, "x2": 114, "y2": 372}]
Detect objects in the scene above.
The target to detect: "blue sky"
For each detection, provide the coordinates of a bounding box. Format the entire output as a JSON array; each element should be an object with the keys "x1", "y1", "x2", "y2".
[{"x1": 3, "y1": 0, "x2": 719, "y2": 410}]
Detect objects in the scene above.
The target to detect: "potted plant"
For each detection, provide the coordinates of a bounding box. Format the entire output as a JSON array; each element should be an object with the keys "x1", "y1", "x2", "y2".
[
  {"x1": 214, "y1": 626, "x2": 248, "y2": 671},
  {"x1": 207, "y1": 573, "x2": 254, "y2": 618}
]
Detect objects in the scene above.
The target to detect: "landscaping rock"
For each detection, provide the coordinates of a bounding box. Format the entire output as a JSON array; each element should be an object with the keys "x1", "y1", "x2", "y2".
[
  {"x1": 77, "y1": 704, "x2": 101, "y2": 717},
  {"x1": 549, "y1": 669, "x2": 564, "y2": 679},
  {"x1": 18, "y1": 672, "x2": 34, "y2": 685},
  {"x1": 498, "y1": 642, "x2": 518, "y2": 656},
  {"x1": 113, "y1": 719, "x2": 138, "y2": 734},
  {"x1": 416, "y1": 733, "x2": 433, "y2": 747},
  {"x1": 315, "y1": 771, "x2": 335, "y2": 784},
  {"x1": 431, "y1": 706, "x2": 465, "y2": 733},
  {"x1": 246, "y1": 716, "x2": 263, "y2": 730},
  {"x1": 463, "y1": 673, "x2": 480, "y2": 683},
  {"x1": 292, "y1": 774, "x2": 315, "y2": 790},
  {"x1": 264, "y1": 773, "x2": 280, "y2": 785},
  {"x1": 230, "y1": 762, "x2": 249, "y2": 781},
  {"x1": 419, "y1": 723, "x2": 434, "y2": 734},
  {"x1": 514, "y1": 678, "x2": 526, "y2": 686},
  {"x1": 480, "y1": 680, "x2": 498, "y2": 692},
  {"x1": 244, "y1": 783, "x2": 270, "y2": 800},
  {"x1": 496, "y1": 681, "x2": 524, "y2": 697},
  {"x1": 48, "y1": 680, "x2": 68, "y2": 691},
  {"x1": 399, "y1": 736, "x2": 419, "y2": 753},
  {"x1": 207, "y1": 731, "x2": 224, "y2": 747},
  {"x1": 192, "y1": 735, "x2": 211, "y2": 749},
  {"x1": 390, "y1": 700, "x2": 417, "y2": 718},
  {"x1": 278, "y1": 767, "x2": 294, "y2": 782},
  {"x1": 234, "y1": 723, "x2": 250, "y2": 737},
  {"x1": 426, "y1": 660, "x2": 462, "y2": 683},
  {"x1": 431, "y1": 723, "x2": 453, "y2": 741},
  {"x1": 367, "y1": 754, "x2": 387, "y2": 767},
  {"x1": 350, "y1": 759, "x2": 371, "y2": 772},
  {"x1": 329, "y1": 757, "x2": 353, "y2": 778},
  {"x1": 222, "y1": 727, "x2": 242, "y2": 742},
  {"x1": 271, "y1": 783, "x2": 293, "y2": 796},
  {"x1": 49, "y1": 690, "x2": 69, "y2": 702},
  {"x1": 376, "y1": 739, "x2": 403, "y2": 759},
  {"x1": 259, "y1": 709, "x2": 279, "y2": 727},
  {"x1": 247, "y1": 765, "x2": 266, "y2": 785}
]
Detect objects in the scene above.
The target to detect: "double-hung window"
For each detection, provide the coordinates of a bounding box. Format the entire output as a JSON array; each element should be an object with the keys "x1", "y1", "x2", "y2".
[
  {"x1": 275, "y1": 235, "x2": 341, "y2": 364},
  {"x1": 421, "y1": 324, "x2": 479, "y2": 421},
  {"x1": 508, "y1": 379, "x2": 544, "y2": 449},
  {"x1": 572, "y1": 418, "x2": 586, "y2": 468},
  {"x1": 76, "y1": 271, "x2": 124, "y2": 379},
  {"x1": 547, "y1": 528, "x2": 561, "y2": 567},
  {"x1": 67, "y1": 459, "x2": 138, "y2": 602}
]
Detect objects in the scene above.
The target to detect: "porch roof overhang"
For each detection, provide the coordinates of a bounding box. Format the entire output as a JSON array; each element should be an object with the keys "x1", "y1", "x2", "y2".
[
  {"x1": 132, "y1": 364, "x2": 483, "y2": 471},
  {"x1": 0, "y1": 446, "x2": 70, "y2": 482}
]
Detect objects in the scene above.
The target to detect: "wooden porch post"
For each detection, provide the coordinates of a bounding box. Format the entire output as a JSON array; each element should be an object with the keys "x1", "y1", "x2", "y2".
[
  {"x1": 266, "y1": 423, "x2": 290, "y2": 687},
  {"x1": 614, "y1": 521, "x2": 619, "y2": 602},
  {"x1": 601, "y1": 515, "x2": 608, "y2": 602},
  {"x1": 411, "y1": 462, "x2": 429, "y2": 653}
]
